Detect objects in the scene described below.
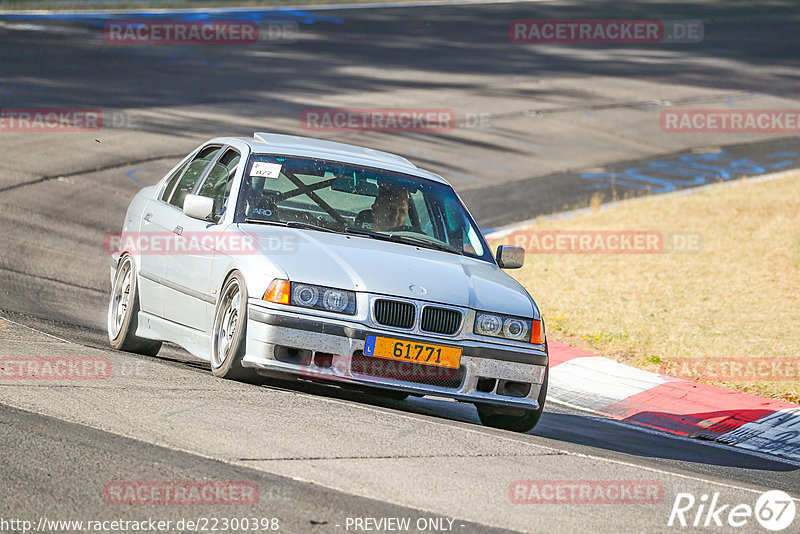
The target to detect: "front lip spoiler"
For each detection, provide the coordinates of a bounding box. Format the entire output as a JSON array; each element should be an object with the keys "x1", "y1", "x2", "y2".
[
  {"x1": 247, "y1": 306, "x2": 547, "y2": 367},
  {"x1": 244, "y1": 357, "x2": 541, "y2": 411}
]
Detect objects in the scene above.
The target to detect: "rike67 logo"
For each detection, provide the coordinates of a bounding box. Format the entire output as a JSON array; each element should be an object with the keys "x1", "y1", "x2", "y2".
[{"x1": 668, "y1": 490, "x2": 796, "y2": 531}]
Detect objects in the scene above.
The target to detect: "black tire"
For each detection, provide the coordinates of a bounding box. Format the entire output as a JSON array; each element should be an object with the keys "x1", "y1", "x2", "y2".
[
  {"x1": 210, "y1": 271, "x2": 258, "y2": 382},
  {"x1": 476, "y1": 365, "x2": 548, "y2": 433},
  {"x1": 108, "y1": 255, "x2": 162, "y2": 356}
]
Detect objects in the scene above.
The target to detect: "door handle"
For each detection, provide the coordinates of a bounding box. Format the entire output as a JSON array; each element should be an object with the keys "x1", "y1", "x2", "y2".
[
  {"x1": 173, "y1": 226, "x2": 183, "y2": 235},
  {"x1": 143, "y1": 213, "x2": 153, "y2": 223}
]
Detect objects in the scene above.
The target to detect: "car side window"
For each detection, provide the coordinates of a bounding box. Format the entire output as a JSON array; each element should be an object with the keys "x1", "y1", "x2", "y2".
[
  {"x1": 166, "y1": 146, "x2": 221, "y2": 208},
  {"x1": 196, "y1": 149, "x2": 241, "y2": 220},
  {"x1": 160, "y1": 160, "x2": 190, "y2": 203}
]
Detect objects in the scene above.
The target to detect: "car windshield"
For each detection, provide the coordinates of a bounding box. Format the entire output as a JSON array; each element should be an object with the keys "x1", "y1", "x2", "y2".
[{"x1": 234, "y1": 154, "x2": 492, "y2": 262}]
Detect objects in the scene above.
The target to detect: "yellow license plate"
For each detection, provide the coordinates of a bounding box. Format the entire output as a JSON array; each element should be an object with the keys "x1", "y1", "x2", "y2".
[{"x1": 364, "y1": 335, "x2": 462, "y2": 369}]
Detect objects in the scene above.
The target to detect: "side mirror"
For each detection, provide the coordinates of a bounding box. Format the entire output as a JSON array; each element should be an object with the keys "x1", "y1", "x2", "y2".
[
  {"x1": 183, "y1": 194, "x2": 215, "y2": 221},
  {"x1": 496, "y1": 245, "x2": 524, "y2": 269}
]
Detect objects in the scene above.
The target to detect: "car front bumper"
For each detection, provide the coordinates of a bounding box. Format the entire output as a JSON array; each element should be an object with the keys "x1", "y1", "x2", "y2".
[{"x1": 242, "y1": 302, "x2": 547, "y2": 410}]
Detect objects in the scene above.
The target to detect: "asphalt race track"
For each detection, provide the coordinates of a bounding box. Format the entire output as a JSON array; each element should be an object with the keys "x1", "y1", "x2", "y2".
[{"x1": 1, "y1": 1, "x2": 799, "y2": 532}]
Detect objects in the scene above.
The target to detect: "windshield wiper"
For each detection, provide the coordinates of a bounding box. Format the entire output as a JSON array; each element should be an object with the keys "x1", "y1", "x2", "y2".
[
  {"x1": 389, "y1": 234, "x2": 461, "y2": 254},
  {"x1": 344, "y1": 228, "x2": 460, "y2": 254},
  {"x1": 286, "y1": 221, "x2": 341, "y2": 233},
  {"x1": 242, "y1": 218, "x2": 340, "y2": 233}
]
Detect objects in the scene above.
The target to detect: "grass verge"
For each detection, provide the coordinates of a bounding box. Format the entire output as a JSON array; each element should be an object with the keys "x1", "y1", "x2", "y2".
[{"x1": 490, "y1": 172, "x2": 800, "y2": 403}]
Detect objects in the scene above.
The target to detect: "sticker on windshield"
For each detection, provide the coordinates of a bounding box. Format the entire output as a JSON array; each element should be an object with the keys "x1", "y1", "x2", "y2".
[{"x1": 250, "y1": 162, "x2": 283, "y2": 179}]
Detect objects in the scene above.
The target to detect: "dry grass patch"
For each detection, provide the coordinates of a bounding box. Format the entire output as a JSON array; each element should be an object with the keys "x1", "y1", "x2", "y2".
[{"x1": 492, "y1": 173, "x2": 800, "y2": 403}]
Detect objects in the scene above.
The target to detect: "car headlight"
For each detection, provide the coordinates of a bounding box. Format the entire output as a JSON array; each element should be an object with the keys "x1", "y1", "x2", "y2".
[
  {"x1": 474, "y1": 312, "x2": 543, "y2": 344},
  {"x1": 263, "y1": 280, "x2": 356, "y2": 315},
  {"x1": 293, "y1": 284, "x2": 319, "y2": 307}
]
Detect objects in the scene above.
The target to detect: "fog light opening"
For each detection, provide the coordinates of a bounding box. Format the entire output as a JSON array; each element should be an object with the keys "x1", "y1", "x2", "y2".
[
  {"x1": 496, "y1": 380, "x2": 532, "y2": 398},
  {"x1": 274, "y1": 345, "x2": 313, "y2": 366},
  {"x1": 314, "y1": 352, "x2": 334, "y2": 368},
  {"x1": 476, "y1": 377, "x2": 497, "y2": 393}
]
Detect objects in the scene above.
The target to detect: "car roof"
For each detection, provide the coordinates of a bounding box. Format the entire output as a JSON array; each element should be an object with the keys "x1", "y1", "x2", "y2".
[{"x1": 217, "y1": 132, "x2": 450, "y2": 185}]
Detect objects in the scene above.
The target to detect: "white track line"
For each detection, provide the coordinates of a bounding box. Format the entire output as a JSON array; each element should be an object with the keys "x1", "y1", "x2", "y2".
[
  {"x1": 0, "y1": 315, "x2": 73, "y2": 344},
  {"x1": 1, "y1": 317, "x2": 796, "y2": 504},
  {"x1": 252, "y1": 382, "x2": 800, "y2": 498}
]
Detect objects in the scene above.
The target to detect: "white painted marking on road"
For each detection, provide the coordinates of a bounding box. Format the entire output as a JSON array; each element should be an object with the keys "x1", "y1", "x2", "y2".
[
  {"x1": 259, "y1": 381, "x2": 800, "y2": 495},
  {"x1": 0, "y1": 315, "x2": 72, "y2": 344},
  {"x1": 0, "y1": 22, "x2": 90, "y2": 35},
  {"x1": 3, "y1": 323, "x2": 795, "y2": 503},
  {"x1": 558, "y1": 449, "x2": 800, "y2": 500}
]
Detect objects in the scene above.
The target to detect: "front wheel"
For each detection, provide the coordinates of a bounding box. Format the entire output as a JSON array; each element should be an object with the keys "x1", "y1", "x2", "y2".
[
  {"x1": 211, "y1": 271, "x2": 258, "y2": 382},
  {"x1": 476, "y1": 366, "x2": 548, "y2": 433},
  {"x1": 108, "y1": 255, "x2": 162, "y2": 356}
]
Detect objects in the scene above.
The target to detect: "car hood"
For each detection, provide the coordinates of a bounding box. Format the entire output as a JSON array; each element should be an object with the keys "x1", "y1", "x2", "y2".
[{"x1": 239, "y1": 225, "x2": 536, "y2": 317}]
